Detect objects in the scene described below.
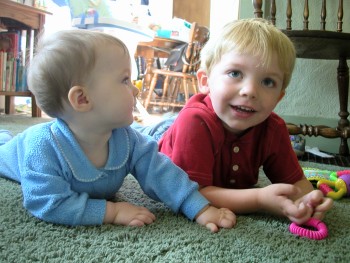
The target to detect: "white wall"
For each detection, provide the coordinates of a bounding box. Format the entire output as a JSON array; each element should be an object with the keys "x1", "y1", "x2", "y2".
[{"x1": 210, "y1": 0, "x2": 240, "y2": 35}]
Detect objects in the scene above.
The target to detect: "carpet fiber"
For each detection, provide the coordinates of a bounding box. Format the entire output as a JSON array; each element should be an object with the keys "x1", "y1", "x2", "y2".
[{"x1": 1, "y1": 115, "x2": 350, "y2": 262}]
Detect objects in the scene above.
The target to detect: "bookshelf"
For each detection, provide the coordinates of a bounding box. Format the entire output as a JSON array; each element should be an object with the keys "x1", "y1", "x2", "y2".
[{"x1": 0, "y1": 0, "x2": 51, "y2": 117}]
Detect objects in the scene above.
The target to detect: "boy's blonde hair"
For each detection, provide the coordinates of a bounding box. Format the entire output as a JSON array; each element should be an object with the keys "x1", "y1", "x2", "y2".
[
  {"x1": 27, "y1": 29, "x2": 129, "y2": 118},
  {"x1": 200, "y1": 18, "x2": 296, "y2": 90}
]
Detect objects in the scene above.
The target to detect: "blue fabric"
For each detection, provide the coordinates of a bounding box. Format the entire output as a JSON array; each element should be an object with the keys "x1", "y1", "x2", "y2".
[
  {"x1": 0, "y1": 130, "x2": 13, "y2": 146},
  {"x1": 0, "y1": 119, "x2": 208, "y2": 225},
  {"x1": 52, "y1": 0, "x2": 68, "y2": 7},
  {"x1": 131, "y1": 115, "x2": 176, "y2": 142}
]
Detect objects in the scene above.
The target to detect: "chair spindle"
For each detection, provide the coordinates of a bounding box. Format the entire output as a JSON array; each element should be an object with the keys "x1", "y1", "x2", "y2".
[
  {"x1": 337, "y1": 0, "x2": 343, "y2": 32},
  {"x1": 253, "y1": 0, "x2": 263, "y2": 18},
  {"x1": 320, "y1": 0, "x2": 327, "y2": 30},
  {"x1": 303, "y1": 0, "x2": 309, "y2": 30},
  {"x1": 270, "y1": 0, "x2": 276, "y2": 25},
  {"x1": 286, "y1": 0, "x2": 292, "y2": 30}
]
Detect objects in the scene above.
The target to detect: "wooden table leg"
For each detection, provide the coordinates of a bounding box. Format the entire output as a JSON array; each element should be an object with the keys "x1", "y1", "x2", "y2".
[
  {"x1": 31, "y1": 95, "x2": 41, "y2": 117},
  {"x1": 337, "y1": 57, "x2": 350, "y2": 155},
  {"x1": 4, "y1": 96, "x2": 15, "y2": 115}
]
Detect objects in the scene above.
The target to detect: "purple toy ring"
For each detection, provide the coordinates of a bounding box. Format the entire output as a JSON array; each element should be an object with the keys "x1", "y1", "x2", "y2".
[{"x1": 289, "y1": 218, "x2": 328, "y2": 240}]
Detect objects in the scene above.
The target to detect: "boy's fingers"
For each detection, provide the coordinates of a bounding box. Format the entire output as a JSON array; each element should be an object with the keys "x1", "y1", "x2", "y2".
[{"x1": 276, "y1": 184, "x2": 300, "y2": 197}]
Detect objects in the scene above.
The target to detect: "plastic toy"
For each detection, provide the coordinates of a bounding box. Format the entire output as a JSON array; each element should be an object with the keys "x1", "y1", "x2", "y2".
[
  {"x1": 289, "y1": 218, "x2": 328, "y2": 240},
  {"x1": 303, "y1": 168, "x2": 350, "y2": 200},
  {"x1": 317, "y1": 170, "x2": 350, "y2": 200},
  {"x1": 302, "y1": 167, "x2": 334, "y2": 186}
]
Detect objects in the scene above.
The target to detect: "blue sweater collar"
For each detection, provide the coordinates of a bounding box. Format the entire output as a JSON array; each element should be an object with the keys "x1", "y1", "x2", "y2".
[{"x1": 50, "y1": 119, "x2": 129, "y2": 182}]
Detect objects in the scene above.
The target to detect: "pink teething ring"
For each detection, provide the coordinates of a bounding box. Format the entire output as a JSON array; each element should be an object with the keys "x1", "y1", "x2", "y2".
[{"x1": 289, "y1": 218, "x2": 328, "y2": 240}]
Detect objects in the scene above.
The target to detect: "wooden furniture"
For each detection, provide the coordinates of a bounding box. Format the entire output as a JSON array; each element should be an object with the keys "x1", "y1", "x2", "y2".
[
  {"x1": 136, "y1": 37, "x2": 185, "y2": 97},
  {"x1": 173, "y1": 0, "x2": 210, "y2": 28},
  {"x1": 143, "y1": 22, "x2": 209, "y2": 112},
  {"x1": 253, "y1": 0, "x2": 350, "y2": 156},
  {"x1": 0, "y1": 0, "x2": 50, "y2": 117}
]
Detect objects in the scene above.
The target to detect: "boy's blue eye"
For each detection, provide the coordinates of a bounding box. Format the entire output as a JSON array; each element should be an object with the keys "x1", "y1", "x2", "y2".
[
  {"x1": 262, "y1": 78, "x2": 275, "y2": 88},
  {"x1": 228, "y1": 71, "x2": 242, "y2": 79}
]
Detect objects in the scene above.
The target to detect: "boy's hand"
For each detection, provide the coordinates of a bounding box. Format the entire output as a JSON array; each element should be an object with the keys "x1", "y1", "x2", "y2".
[
  {"x1": 294, "y1": 190, "x2": 333, "y2": 222},
  {"x1": 104, "y1": 201, "x2": 156, "y2": 226},
  {"x1": 258, "y1": 184, "x2": 312, "y2": 224},
  {"x1": 195, "y1": 205, "x2": 236, "y2": 233},
  {"x1": 258, "y1": 185, "x2": 333, "y2": 224}
]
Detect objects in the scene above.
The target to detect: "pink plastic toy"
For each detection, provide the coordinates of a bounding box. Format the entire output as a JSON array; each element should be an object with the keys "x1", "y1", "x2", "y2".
[
  {"x1": 289, "y1": 218, "x2": 328, "y2": 240},
  {"x1": 317, "y1": 172, "x2": 350, "y2": 200}
]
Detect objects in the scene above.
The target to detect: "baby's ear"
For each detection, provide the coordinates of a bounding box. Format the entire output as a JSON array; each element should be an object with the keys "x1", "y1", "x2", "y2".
[
  {"x1": 68, "y1": 86, "x2": 92, "y2": 112},
  {"x1": 196, "y1": 69, "x2": 210, "y2": 94}
]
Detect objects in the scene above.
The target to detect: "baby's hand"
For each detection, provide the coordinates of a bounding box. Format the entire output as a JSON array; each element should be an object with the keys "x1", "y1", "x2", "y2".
[
  {"x1": 105, "y1": 201, "x2": 156, "y2": 226},
  {"x1": 195, "y1": 205, "x2": 236, "y2": 233}
]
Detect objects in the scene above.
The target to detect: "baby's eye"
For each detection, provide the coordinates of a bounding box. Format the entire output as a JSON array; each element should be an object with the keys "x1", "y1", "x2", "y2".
[
  {"x1": 261, "y1": 78, "x2": 276, "y2": 88},
  {"x1": 122, "y1": 77, "x2": 130, "y2": 85},
  {"x1": 228, "y1": 70, "x2": 242, "y2": 79}
]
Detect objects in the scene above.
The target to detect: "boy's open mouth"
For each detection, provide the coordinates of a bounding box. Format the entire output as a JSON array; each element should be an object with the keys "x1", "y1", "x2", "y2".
[{"x1": 232, "y1": 105, "x2": 256, "y2": 113}]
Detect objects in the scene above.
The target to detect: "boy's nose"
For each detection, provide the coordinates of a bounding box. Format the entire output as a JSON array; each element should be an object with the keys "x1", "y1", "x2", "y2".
[{"x1": 239, "y1": 81, "x2": 258, "y2": 99}]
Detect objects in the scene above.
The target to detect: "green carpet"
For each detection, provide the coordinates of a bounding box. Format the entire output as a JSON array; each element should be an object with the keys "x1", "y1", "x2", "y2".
[{"x1": 1, "y1": 115, "x2": 350, "y2": 262}]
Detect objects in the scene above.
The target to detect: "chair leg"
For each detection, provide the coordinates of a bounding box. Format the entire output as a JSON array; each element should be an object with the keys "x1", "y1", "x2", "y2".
[
  {"x1": 144, "y1": 73, "x2": 158, "y2": 110},
  {"x1": 192, "y1": 77, "x2": 198, "y2": 95},
  {"x1": 161, "y1": 75, "x2": 170, "y2": 103},
  {"x1": 183, "y1": 78, "x2": 189, "y2": 102}
]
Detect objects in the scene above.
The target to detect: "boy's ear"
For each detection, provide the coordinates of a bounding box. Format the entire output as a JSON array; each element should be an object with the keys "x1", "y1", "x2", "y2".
[
  {"x1": 278, "y1": 91, "x2": 285, "y2": 102},
  {"x1": 68, "y1": 86, "x2": 92, "y2": 112},
  {"x1": 196, "y1": 69, "x2": 210, "y2": 94}
]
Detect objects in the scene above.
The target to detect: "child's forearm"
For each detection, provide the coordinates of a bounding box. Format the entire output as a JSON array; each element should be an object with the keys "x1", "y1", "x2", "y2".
[{"x1": 199, "y1": 186, "x2": 262, "y2": 213}]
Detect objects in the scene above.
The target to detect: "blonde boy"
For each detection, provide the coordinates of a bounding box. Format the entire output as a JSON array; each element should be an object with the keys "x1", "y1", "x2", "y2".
[{"x1": 158, "y1": 18, "x2": 333, "y2": 223}]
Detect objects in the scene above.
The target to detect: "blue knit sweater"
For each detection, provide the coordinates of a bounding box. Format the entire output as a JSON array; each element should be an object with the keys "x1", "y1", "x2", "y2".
[{"x1": 0, "y1": 119, "x2": 208, "y2": 225}]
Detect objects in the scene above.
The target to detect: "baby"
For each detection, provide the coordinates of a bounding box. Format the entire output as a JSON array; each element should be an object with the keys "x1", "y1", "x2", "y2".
[{"x1": 0, "y1": 29, "x2": 235, "y2": 232}]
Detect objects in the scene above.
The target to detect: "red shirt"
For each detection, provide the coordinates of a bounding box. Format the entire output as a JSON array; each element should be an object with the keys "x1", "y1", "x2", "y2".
[{"x1": 159, "y1": 94, "x2": 303, "y2": 188}]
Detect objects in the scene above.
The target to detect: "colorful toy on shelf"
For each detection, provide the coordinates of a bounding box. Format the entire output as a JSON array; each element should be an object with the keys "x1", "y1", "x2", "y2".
[
  {"x1": 303, "y1": 168, "x2": 350, "y2": 200},
  {"x1": 317, "y1": 170, "x2": 350, "y2": 200}
]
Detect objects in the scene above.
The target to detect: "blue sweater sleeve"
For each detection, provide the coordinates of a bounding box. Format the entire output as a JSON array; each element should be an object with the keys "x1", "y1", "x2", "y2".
[
  {"x1": 127, "y1": 128, "x2": 209, "y2": 220},
  {"x1": 0, "y1": 122, "x2": 107, "y2": 226}
]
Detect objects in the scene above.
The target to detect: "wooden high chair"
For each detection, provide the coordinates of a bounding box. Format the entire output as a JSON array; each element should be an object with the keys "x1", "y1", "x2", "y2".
[
  {"x1": 143, "y1": 22, "x2": 210, "y2": 112},
  {"x1": 253, "y1": 0, "x2": 350, "y2": 155}
]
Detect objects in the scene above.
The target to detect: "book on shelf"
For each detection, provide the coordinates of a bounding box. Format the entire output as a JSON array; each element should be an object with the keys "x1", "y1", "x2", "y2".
[{"x1": 0, "y1": 30, "x2": 28, "y2": 92}]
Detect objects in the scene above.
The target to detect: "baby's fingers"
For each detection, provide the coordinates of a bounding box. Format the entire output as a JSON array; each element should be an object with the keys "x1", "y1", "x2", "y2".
[
  {"x1": 205, "y1": 209, "x2": 236, "y2": 233},
  {"x1": 128, "y1": 211, "x2": 156, "y2": 226},
  {"x1": 196, "y1": 206, "x2": 236, "y2": 232},
  {"x1": 218, "y1": 208, "x2": 237, "y2": 228},
  {"x1": 205, "y1": 223, "x2": 219, "y2": 233}
]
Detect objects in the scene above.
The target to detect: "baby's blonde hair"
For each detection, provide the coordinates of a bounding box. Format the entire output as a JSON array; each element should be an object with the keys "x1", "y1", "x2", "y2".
[
  {"x1": 27, "y1": 29, "x2": 129, "y2": 118},
  {"x1": 200, "y1": 18, "x2": 296, "y2": 90}
]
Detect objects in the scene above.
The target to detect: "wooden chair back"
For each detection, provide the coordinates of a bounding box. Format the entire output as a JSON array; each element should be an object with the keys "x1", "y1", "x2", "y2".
[
  {"x1": 252, "y1": 0, "x2": 350, "y2": 156},
  {"x1": 253, "y1": 0, "x2": 345, "y2": 32},
  {"x1": 142, "y1": 22, "x2": 209, "y2": 112},
  {"x1": 182, "y1": 22, "x2": 210, "y2": 74}
]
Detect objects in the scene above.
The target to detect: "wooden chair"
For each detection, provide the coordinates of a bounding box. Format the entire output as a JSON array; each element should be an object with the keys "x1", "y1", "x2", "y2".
[
  {"x1": 143, "y1": 22, "x2": 210, "y2": 112},
  {"x1": 253, "y1": 0, "x2": 350, "y2": 155}
]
